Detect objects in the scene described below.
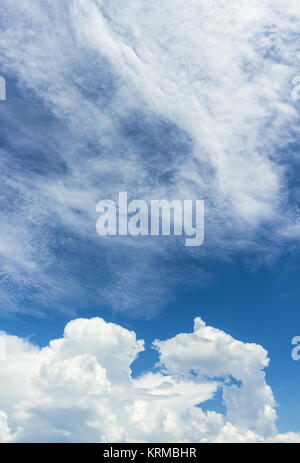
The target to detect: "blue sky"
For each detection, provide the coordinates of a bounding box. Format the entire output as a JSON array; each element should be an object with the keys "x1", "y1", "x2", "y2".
[{"x1": 0, "y1": 0, "x2": 300, "y2": 443}]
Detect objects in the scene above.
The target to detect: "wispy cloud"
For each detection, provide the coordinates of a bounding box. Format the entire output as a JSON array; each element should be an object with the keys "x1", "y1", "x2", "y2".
[{"x1": 0, "y1": 0, "x2": 299, "y2": 315}]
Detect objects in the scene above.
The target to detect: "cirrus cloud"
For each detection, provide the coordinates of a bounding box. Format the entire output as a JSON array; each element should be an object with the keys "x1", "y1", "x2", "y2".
[{"x1": 0, "y1": 0, "x2": 300, "y2": 315}]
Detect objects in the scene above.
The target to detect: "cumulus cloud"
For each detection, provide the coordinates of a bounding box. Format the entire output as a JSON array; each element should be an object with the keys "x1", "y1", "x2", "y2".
[
  {"x1": 0, "y1": 0, "x2": 300, "y2": 314},
  {"x1": 0, "y1": 316, "x2": 298, "y2": 442},
  {"x1": 154, "y1": 317, "x2": 276, "y2": 437},
  {"x1": 0, "y1": 411, "x2": 14, "y2": 443}
]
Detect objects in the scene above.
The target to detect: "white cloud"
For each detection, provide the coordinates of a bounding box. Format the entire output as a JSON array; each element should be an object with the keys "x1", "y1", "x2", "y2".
[
  {"x1": 154, "y1": 317, "x2": 276, "y2": 437},
  {"x1": 0, "y1": 411, "x2": 14, "y2": 443},
  {"x1": 0, "y1": 316, "x2": 298, "y2": 442},
  {"x1": 0, "y1": 0, "x2": 300, "y2": 314}
]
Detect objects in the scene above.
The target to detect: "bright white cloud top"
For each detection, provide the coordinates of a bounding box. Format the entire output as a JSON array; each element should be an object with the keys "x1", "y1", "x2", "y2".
[
  {"x1": 0, "y1": 317, "x2": 298, "y2": 443},
  {"x1": 0, "y1": 0, "x2": 300, "y2": 443}
]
